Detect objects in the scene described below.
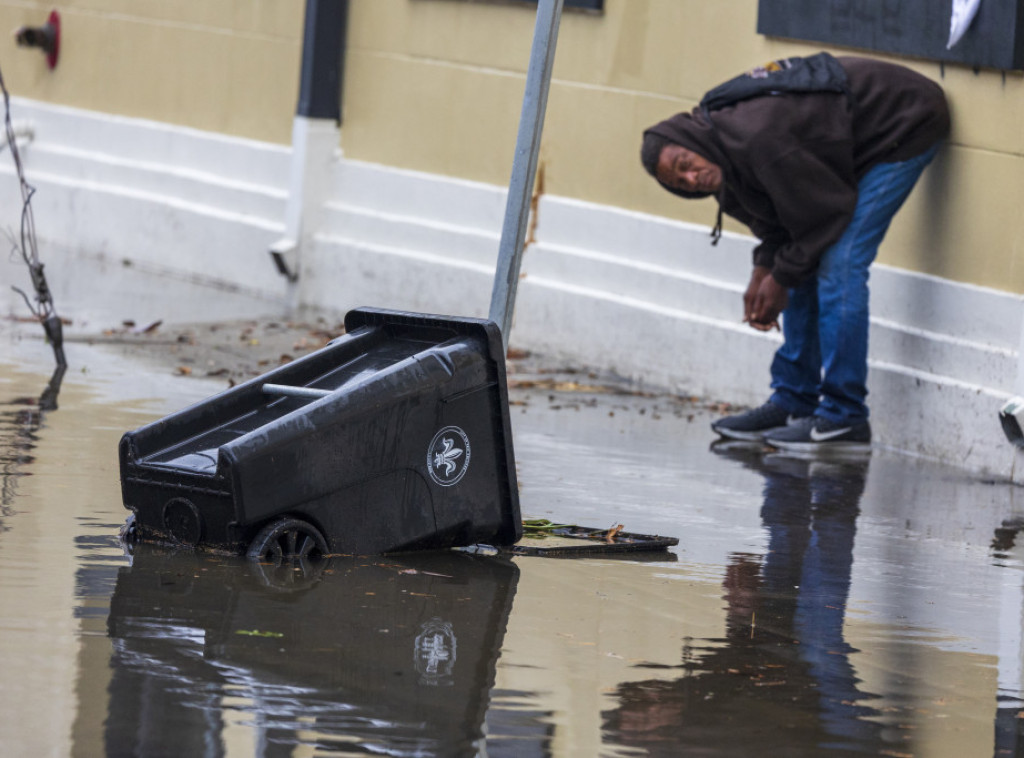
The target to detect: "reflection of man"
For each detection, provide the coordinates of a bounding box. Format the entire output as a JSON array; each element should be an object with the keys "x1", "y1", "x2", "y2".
[
  {"x1": 602, "y1": 449, "x2": 885, "y2": 754},
  {"x1": 641, "y1": 54, "x2": 949, "y2": 452},
  {"x1": 758, "y1": 454, "x2": 875, "y2": 745}
]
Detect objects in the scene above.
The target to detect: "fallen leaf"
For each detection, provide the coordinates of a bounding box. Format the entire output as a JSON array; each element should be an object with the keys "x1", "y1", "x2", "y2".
[
  {"x1": 235, "y1": 629, "x2": 284, "y2": 638},
  {"x1": 137, "y1": 320, "x2": 162, "y2": 334}
]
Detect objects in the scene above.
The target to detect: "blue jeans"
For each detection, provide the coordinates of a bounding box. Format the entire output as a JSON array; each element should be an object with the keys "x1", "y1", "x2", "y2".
[{"x1": 769, "y1": 145, "x2": 940, "y2": 424}]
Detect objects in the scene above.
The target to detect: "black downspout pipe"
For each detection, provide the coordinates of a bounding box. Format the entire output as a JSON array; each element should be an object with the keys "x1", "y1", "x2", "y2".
[
  {"x1": 270, "y1": 0, "x2": 349, "y2": 282},
  {"x1": 297, "y1": 0, "x2": 349, "y2": 124}
]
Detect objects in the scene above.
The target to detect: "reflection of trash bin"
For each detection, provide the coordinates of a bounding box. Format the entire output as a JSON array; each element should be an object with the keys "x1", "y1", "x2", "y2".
[
  {"x1": 105, "y1": 545, "x2": 520, "y2": 755},
  {"x1": 119, "y1": 308, "x2": 521, "y2": 556}
]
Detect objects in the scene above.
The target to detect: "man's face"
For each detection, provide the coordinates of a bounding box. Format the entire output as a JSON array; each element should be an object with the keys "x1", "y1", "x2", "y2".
[{"x1": 655, "y1": 144, "x2": 723, "y2": 194}]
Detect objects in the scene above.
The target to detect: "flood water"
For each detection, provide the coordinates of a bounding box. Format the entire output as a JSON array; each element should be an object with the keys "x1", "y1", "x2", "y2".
[{"x1": 3, "y1": 335, "x2": 1024, "y2": 757}]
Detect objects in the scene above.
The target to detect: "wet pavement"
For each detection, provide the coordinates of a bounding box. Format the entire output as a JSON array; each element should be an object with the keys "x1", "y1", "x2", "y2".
[{"x1": 3, "y1": 315, "x2": 1024, "y2": 757}]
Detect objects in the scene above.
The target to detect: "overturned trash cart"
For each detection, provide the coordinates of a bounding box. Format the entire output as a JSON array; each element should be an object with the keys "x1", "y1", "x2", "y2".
[
  {"x1": 117, "y1": 0, "x2": 671, "y2": 560},
  {"x1": 119, "y1": 308, "x2": 521, "y2": 557}
]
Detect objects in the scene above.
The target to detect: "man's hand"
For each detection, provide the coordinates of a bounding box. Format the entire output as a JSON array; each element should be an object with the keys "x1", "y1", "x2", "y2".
[
  {"x1": 743, "y1": 266, "x2": 787, "y2": 331},
  {"x1": 743, "y1": 266, "x2": 771, "y2": 322}
]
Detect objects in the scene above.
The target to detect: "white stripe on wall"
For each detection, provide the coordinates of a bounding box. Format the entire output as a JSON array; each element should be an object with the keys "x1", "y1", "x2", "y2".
[{"x1": 1, "y1": 98, "x2": 1021, "y2": 476}]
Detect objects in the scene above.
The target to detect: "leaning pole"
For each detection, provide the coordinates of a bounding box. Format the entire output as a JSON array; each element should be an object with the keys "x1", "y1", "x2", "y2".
[{"x1": 488, "y1": 0, "x2": 565, "y2": 352}]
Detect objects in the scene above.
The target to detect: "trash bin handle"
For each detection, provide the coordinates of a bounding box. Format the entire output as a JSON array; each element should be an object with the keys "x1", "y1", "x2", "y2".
[{"x1": 262, "y1": 383, "x2": 332, "y2": 399}]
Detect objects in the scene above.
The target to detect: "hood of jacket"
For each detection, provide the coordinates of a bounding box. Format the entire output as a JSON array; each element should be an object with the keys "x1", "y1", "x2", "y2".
[{"x1": 641, "y1": 107, "x2": 731, "y2": 201}]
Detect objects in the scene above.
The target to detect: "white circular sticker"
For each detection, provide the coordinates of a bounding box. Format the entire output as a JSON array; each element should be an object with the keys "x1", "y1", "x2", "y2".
[{"x1": 427, "y1": 426, "x2": 471, "y2": 487}]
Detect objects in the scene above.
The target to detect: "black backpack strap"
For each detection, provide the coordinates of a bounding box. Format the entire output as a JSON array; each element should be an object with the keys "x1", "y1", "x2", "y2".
[{"x1": 699, "y1": 52, "x2": 851, "y2": 118}]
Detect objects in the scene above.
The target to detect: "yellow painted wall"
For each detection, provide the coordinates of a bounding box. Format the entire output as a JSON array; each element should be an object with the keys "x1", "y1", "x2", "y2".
[
  {"x1": 0, "y1": 0, "x2": 1022, "y2": 292},
  {"x1": 0, "y1": 1, "x2": 302, "y2": 143},
  {"x1": 342, "y1": 0, "x2": 1024, "y2": 293}
]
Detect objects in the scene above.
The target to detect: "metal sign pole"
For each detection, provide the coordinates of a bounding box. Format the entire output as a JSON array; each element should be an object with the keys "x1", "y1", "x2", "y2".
[{"x1": 488, "y1": 0, "x2": 564, "y2": 351}]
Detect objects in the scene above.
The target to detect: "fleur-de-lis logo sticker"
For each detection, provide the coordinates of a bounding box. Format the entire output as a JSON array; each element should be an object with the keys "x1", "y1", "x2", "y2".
[
  {"x1": 427, "y1": 426, "x2": 471, "y2": 486},
  {"x1": 434, "y1": 437, "x2": 463, "y2": 476}
]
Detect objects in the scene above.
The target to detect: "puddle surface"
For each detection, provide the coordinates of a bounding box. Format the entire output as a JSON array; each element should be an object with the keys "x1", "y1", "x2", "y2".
[{"x1": 2, "y1": 353, "x2": 1024, "y2": 757}]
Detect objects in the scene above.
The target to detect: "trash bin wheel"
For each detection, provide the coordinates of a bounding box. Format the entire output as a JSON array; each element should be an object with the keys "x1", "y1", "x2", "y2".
[{"x1": 247, "y1": 517, "x2": 328, "y2": 564}]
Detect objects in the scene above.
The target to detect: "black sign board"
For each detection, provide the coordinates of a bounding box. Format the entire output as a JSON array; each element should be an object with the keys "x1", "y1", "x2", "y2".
[
  {"x1": 758, "y1": 0, "x2": 1024, "y2": 71},
  {"x1": 473, "y1": 0, "x2": 603, "y2": 9},
  {"x1": 425, "y1": 0, "x2": 603, "y2": 9}
]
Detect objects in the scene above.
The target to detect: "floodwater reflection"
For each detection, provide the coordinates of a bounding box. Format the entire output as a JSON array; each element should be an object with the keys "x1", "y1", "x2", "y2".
[
  {"x1": 6, "y1": 346, "x2": 1024, "y2": 757},
  {"x1": 0, "y1": 396, "x2": 42, "y2": 515},
  {"x1": 106, "y1": 547, "x2": 519, "y2": 756},
  {"x1": 603, "y1": 446, "x2": 885, "y2": 756}
]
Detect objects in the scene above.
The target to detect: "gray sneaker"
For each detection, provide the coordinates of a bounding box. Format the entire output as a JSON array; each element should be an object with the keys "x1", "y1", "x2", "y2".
[
  {"x1": 710, "y1": 401, "x2": 808, "y2": 442},
  {"x1": 764, "y1": 416, "x2": 871, "y2": 454}
]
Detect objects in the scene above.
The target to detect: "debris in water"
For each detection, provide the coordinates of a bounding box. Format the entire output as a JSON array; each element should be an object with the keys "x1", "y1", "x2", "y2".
[
  {"x1": 399, "y1": 569, "x2": 454, "y2": 578},
  {"x1": 235, "y1": 629, "x2": 284, "y2": 638},
  {"x1": 522, "y1": 518, "x2": 573, "y2": 535}
]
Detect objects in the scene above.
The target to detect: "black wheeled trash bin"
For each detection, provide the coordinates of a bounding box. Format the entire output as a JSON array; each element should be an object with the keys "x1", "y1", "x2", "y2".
[{"x1": 118, "y1": 308, "x2": 522, "y2": 556}]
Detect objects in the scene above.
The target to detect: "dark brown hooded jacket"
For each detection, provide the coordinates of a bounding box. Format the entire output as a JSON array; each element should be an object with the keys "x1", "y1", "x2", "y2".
[{"x1": 643, "y1": 56, "x2": 950, "y2": 288}]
